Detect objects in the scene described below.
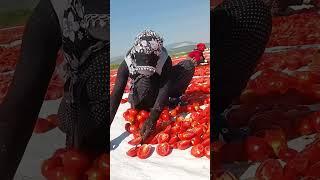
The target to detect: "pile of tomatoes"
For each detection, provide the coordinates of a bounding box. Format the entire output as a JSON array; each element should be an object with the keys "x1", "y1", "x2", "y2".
[
  {"x1": 212, "y1": 118, "x2": 320, "y2": 179},
  {"x1": 41, "y1": 148, "x2": 109, "y2": 180},
  {"x1": 267, "y1": 11, "x2": 320, "y2": 47},
  {"x1": 123, "y1": 102, "x2": 210, "y2": 159}
]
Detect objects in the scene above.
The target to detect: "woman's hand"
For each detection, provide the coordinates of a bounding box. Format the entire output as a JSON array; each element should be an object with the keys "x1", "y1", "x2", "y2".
[{"x1": 140, "y1": 118, "x2": 157, "y2": 143}]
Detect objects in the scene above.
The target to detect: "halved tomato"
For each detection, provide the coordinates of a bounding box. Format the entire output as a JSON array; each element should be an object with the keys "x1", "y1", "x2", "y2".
[
  {"x1": 128, "y1": 137, "x2": 142, "y2": 145},
  {"x1": 156, "y1": 143, "x2": 171, "y2": 156},
  {"x1": 177, "y1": 140, "x2": 191, "y2": 150},
  {"x1": 41, "y1": 157, "x2": 63, "y2": 178},
  {"x1": 191, "y1": 136, "x2": 202, "y2": 146},
  {"x1": 157, "y1": 132, "x2": 170, "y2": 143},
  {"x1": 205, "y1": 146, "x2": 210, "y2": 159},
  {"x1": 191, "y1": 144, "x2": 205, "y2": 158},
  {"x1": 137, "y1": 144, "x2": 152, "y2": 159},
  {"x1": 126, "y1": 147, "x2": 138, "y2": 157},
  {"x1": 256, "y1": 159, "x2": 283, "y2": 180},
  {"x1": 178, "y1": 132, "x2": 195, "y2": 140}
]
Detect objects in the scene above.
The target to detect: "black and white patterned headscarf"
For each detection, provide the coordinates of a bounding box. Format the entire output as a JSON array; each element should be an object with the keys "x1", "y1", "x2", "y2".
[{"x1": 126, "y1": 29, "x2": 164, "y2": 76}]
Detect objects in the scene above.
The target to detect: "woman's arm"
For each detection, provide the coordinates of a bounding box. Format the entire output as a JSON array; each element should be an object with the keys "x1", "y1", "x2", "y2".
[
  {"x1": 110, "y1": 61, "x2": 129, "y2": 125},
  {"x1": 140, "y1": 57, "x2": 172, "y2": 141},
  {"x1": 0, "y1": 0, "x2": 62, "y2": 178}
]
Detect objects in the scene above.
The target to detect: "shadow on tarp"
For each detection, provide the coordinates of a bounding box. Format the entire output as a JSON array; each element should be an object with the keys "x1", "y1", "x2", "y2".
[{"x1": 110, "y1": 131, "x2": 130, "y2": 151}]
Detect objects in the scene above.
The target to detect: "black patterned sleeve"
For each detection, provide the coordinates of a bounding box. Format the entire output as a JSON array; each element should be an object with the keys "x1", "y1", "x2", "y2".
[{"x1": 0, "y1": 0, "x2": 62, "y2": 178}]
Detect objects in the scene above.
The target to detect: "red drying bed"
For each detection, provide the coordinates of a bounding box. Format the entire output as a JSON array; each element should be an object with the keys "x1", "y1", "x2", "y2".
[
  {"x1": 267, "y1": 11, "x2": 320, "y2": 47},
  {"x1": 0, "y1": 26, "x2": 24, "y2": 44}
]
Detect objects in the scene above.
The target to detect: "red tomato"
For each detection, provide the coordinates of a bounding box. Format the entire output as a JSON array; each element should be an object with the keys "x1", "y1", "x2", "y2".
[
  {"x1": 136, "y1": 115, "x2": 145, "y2": 123},
  {"x1": 168, "y1": 134, "x2": 179, "y2": 145},
  {"x1": 177, "y1": 140, "x2": 191, "y2": 150},
  {"x1": 163, "y1": 125, "x2": 171, "y2": 134},
  {"x1": 178, "y1": 132, "x2": 195, "y2": 140},
  {"x1": 205, "y1": 146, "x2": 210, "y2": 159},
  {"x1": 41, "y1": 157, "x2": 63, "y2": 178},
  {"x1": 181, "y1": 121, "x2": 191, "y2": 129},
  {"x1": 191, "y1": 136, "x2": 202, "y2": 145},
  {"x1": 86, "y1": 168, "x2": 106, "y2": 180},
  {"x1": 193, "y1": 126, "x2": 204, "y2": 136},
  {"x1": 300, "y1": 140, "x2": 320, "y2": 165},
  {"x1": 202, "y1": 132, "x2": 210, "y2": 140},
  {"x1": 191, "y1": 144, "x2": 205, "y2": 158},
  {"x1": 156, "y1": 143, "x2": 171, "y2": 156},
  {"x1": 170, "y1": 109, "x2": 177, "y2": 117},
  {"x1": 62, "y1": 150, "x2": 91, "y2": 175},
  {"x1": 202, "y1": 138, "x2": 210, "y2": 146},
  {"x1": 187, "y1": 105, "x2": 194, "y2": 112},
  {"x1": 34, "y1": 118, "x2": 56, "y2": 133},
  {"x1": 53, "y1": 148, "x2": 67, "y2": 159},
  {"x1": 137, "y1": 144, "x2": 152, "y2": 159},
  {"x1": 140, "y1": 110, "x2": 150, "y2": 119},
  {"x1": 161, "y1": 114, "x2": 170, "y2": 121},
  {"x1": 176, "y1": 116, "x2": 184, "y2": 122},
  {"x1": 255, "y1": 159, "x2": 283, "y2": 180},
  {"x1": 125, "y1": 123, "x2": 131, "y2": 132},
  {"x1": 157, "y1": 133, "x2": 170, "y2": 143},
  {"x1": 305, "y1": 161, "x2": 320, "y2": 177},
  {"x1": 128, "y1": 137, "x2": 142, "y2": 145},
  {"x1": 278, "y1": 147, "x2": 298, "y2": 163},
  {"x1": 97, "y1": 153, "x2": 109, "y2": 172},
  {"x1": 127, "y1": 147, "x2": 138, "y2": 157},
  {"x1": 171, "y1": 126, "x2": 180, "y2": 134},
  {"x1": 128, "y1": 125, "x2": 138, "y2": 134},
  {"x1": 264, "y1": 129, "x2": 287, "y2": 156},
  {"x1": 47, "y1": 114, "x2": 59, "y2": 126},
  {"x1": 310, "y1": 112, "x2": 320, "y2": 132},
  {"x1": 298, "y1": 118, "x2": 314, "y2": 136},
  {"x1": 47, "y1": 167, "x2": 79, "y2": 180},
  {"x1": 285, "y1": 157, "x2": 309, "y2": 177},
  {"x1": 123, "y1": 111, "x2": 130, "y2": 120},
  {"x1": 245, "y1": 136, "x2": 274, "y2": 162},
  {"x1": 128, "y1": 109, "x2": 138, "y2": 116}
]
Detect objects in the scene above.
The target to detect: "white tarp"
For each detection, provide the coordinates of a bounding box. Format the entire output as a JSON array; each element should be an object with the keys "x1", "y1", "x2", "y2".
[{"x1": 110, "y1": 94, "x2": 210, "y2": 180}]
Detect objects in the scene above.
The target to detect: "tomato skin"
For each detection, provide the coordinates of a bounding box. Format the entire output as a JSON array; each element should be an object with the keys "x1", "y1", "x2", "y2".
[
  {"x1": 264, "y1": 129, "x2": 287, "y2": 156},
  {"x1": 193, "y1": 126, "x2": 204, "y2": 136},
  {"x1": 205, "y1": 146, "x2": 210, "y2": 159},
  {"x1": 245, "y1": 136, "x2": 274, "y2": 162},
  {"x1": 181, "y1": 121, "x2": 191, "y2": 129},
  {"x1": 128, "y1": 109, "x2": 138, "y2": 116},
  {"x1": 298, "y1": 118, "x2": 314, "y2": 136},
  {"x1": 34, "y1": 118, "x2": 56, "y2": 133},
  {"x1": 127, "y1": 147, "x2": 138, "y2": 157},
  {"x1": 191, "y1": 144, "x2": 205, "y2": 158},
  {"x1": 156, "y1": 143, "x2": 171, "y2": 156},
  {"x1": 163, "y1": 125, "x2": 171, "y2": 134},
  {"x1": 202, "y1": 138, "x2": 210, "y2": 147},
  {"x1": 177, "y1": 140, "x2": 191, "y2": 150},
  {"x1": 300, "y1": 141, "x2": 320, "y2": 165},
  {"x1": 171, "y1": 126, "x2": 180, "y2": 134},
  {"x1": 310, "y1": 112, "x2": 320, "y2": 132},
  {"x1": 62, "y1": 150, "x2": 91, "y2": 175},
  {"x1": 128, "y1": 137, "x2": 142, "y2": 145},
  {"x1": 255, "y1": 159, "x2": 283, "y2": 180},
  {"x1": 137, "y1": 144, "x2": 152, "y2": 159},
  {"x1": 140, "y1": 110, "x2": 150, "y2": 119},
  {"x1": 168, "y1": 134, "x2": 179, "y2": 145},
  {"x1": 53, "y1": 148, "x2": 67, "y2": 159},
  {"x1": 136, "y1": 115, "x2": 145, "y2": 123},
  {"x1": 178, "y1": 132, "x2": 195, "y2": 140},
  {"x1": 306, "y1": 162, "x2": 320, "y2": 177},
  {"x1": 285, "y1": 157, "x2": 309, "y2": 177},
  {"x1": 157, "y1": 132, "x2": 170, "y2": 143},
  {"x1": 86, "y1": 168, "x2": 106, "y2": 180},
  {"x1": 47, "y1": 167, "x2": 79, "y2": 180},
  {"x1": 41, "y1": 157, "x2": 63, "y2": 178},
  {"x1": 128, "y1": 125, "x2": 138, "y2": 134},
  {"x1": 278, "y1": 148, "x2": 298, "y2": 163},
  {"x1": 47, "y1": 114, "x2": 59, "y2": 126},
  {"x1": 191, "y1": 136, "x2": 202, "y2": 146}
]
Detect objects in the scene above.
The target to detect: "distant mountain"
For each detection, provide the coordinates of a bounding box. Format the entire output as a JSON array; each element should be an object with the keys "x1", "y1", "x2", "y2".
[{"x1": 111, "y1": 41, "x2": 210, "y2": 64}]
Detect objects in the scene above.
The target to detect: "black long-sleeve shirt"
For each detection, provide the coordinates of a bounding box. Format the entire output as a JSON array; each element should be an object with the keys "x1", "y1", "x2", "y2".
[
  {"x1": 0, "y1": 0, "x2": 61, "y2": 178},
  {"x1": 110, "y1": 57, "x2": 172, "y2": 125}
]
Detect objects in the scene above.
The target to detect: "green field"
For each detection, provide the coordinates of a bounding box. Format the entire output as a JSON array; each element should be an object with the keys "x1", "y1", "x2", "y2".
[{"x1": 0, "y1": 9, "x2": 32, "y2": 28}]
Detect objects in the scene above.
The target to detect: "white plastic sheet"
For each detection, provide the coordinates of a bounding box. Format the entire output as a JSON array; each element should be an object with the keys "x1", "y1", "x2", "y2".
[{"x1": 110, "y1": 94, "x2": 210, "y2": 180}]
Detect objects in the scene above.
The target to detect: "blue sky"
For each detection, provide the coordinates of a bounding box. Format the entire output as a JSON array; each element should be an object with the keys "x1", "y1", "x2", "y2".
[{"x1": 110, "y1": 0, "x2": 210, "y2": 58}]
